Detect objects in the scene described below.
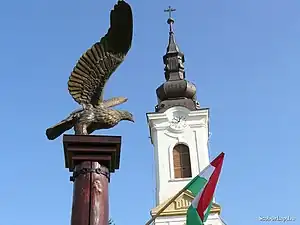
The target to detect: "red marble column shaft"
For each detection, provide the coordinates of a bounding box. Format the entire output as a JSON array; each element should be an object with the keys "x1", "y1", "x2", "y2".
[{"x1": 70, "y1": 161, "x2": 109, "y2": 225}]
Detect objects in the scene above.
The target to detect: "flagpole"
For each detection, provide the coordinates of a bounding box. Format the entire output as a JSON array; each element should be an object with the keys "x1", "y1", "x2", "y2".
[{"x1": 144, "y1": 163, "x2": 213, "y2": 225}]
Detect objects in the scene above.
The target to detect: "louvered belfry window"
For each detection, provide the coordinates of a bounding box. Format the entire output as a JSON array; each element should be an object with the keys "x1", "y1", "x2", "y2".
[{"x1": 173, "y1": 144, "x2": 192, "y2": 178}]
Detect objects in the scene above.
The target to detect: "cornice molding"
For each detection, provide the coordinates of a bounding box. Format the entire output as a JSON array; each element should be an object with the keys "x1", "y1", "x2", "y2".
[{"x1": 151, "y1": 190, "x2": 221, "y2": 217}]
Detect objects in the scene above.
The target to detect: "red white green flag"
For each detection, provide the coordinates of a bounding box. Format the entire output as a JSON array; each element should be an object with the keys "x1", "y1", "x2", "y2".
[{"x1": 186, "y1": 152, "x2": 224, "y2": 225}]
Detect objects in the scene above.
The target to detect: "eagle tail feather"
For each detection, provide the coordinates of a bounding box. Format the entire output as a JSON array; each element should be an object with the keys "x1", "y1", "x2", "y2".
[{"x1": 46, "y1": 115, "x2": 76, "y2": 140}]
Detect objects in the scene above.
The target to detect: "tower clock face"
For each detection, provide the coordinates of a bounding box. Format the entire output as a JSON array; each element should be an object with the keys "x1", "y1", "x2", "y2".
[{"x1": 169, "y1": 114, "x2": 187, "y2": 130}]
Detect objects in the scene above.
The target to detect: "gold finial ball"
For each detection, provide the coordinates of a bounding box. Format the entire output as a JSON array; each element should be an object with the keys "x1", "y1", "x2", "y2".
[{"x1": 167, "y1": 18, "x2": 174, "y2": 24}]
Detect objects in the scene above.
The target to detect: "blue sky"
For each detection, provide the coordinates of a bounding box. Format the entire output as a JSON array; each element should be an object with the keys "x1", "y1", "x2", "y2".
[{"x1": 0, "y1": 0, "x2": 299, "y2": 224}]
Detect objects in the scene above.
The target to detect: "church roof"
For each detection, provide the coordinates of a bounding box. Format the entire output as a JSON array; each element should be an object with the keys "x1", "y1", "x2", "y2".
[{"x1": 155, "y1": 7, "x2": 200, "y2": 112}]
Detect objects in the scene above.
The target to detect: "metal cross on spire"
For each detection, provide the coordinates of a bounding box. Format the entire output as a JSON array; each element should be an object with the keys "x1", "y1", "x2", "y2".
[
  {"x1": 164, "y1": 6, "x2": 176, "y2": 18},
  {"x1": 164, "y1": 6, "x2": 176, "y2": 32}
]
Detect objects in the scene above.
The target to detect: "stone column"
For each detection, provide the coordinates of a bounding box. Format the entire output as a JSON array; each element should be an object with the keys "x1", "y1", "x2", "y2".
[{"x1": 63, "y1": 135, "x2": 121, "y2": 225}]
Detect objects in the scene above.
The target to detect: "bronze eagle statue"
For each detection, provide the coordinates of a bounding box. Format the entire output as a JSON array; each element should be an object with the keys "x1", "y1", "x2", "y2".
[{"x1": 46, "y1": 0, "x2": 134, "y2": 140}]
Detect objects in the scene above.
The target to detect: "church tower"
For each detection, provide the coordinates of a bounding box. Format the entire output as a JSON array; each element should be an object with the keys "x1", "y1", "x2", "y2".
[{"x1": 146, "y1": 7, "x2": 225, "y2": 225}]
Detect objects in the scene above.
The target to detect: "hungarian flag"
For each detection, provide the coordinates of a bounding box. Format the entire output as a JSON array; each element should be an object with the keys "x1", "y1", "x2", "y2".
[{"x1": 186, "y1": 152, "x2": 224, "y2": 225}]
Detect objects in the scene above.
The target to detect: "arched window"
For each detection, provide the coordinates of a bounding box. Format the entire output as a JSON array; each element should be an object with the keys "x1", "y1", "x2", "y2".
[{"x1": 173, "y1": 144, "x2": 192, "y2": 178}]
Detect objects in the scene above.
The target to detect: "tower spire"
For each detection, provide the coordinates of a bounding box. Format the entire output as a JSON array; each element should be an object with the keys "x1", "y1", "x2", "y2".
[
  {"x1": 155, "y1": 6, "x2": 200, "y2": 112},
  {"x1": 163, "y1": 6, "x2": 181, "y2": 61}
]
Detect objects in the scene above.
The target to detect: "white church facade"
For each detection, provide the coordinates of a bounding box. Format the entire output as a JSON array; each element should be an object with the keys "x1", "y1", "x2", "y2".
[{"x1": 146, "y1": 8, "x2": 226, "y2": 225}]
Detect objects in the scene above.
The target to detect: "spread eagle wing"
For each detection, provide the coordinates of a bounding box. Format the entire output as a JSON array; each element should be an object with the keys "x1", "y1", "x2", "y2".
[
  {"x1": 68, "y1": 0, "x2": 133, "y2": 107},
  {"x1": 102, "y1": 96, "x2": 128, "y2": 108}
]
